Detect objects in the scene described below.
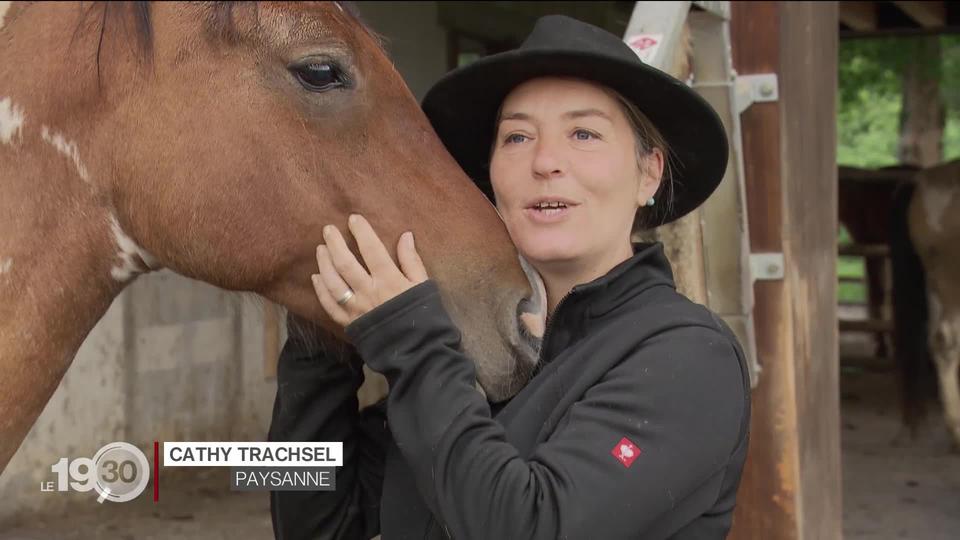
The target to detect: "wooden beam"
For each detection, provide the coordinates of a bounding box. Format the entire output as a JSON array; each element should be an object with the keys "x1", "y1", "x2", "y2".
[
  {"x1": 840, "y1": 356, "x2": 896, "y2": 372},
  {"x1": 839, "y1": 319, "x2": 894, "y2": 333},
  {"x1": 841, "y1": 26, "x2": 960, "y2": 39},
  {"x1": 892, "y1": 1, "x2": 946, "y2": 28},
  {"x1": 838, "y1": 243, "x2": 890, "y2": 257},
  {"x1": 838, "y1": 165, "x2": 918, "y2": 182},
  {"x1": 839, "y1": 1, "x2": 877, "y2": 30}
]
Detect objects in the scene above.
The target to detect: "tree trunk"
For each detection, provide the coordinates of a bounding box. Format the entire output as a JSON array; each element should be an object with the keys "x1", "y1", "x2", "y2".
[{"x1": 898, "y1": 36, "x2": 944, "y2": 168}]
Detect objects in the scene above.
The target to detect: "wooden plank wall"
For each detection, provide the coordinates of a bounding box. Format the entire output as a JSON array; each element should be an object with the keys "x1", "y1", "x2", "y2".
[{"x1": 728, "y1": 2, "x2": 841, "y2": 539}]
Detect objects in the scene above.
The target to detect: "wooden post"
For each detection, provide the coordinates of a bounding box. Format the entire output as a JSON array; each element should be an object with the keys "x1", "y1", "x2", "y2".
[
  {"x1": 728, "y1": 2, "x2": 842, "y2": 539},
  {"x1": 779, "y1": 6, "x2": 842, "y2": 537}
]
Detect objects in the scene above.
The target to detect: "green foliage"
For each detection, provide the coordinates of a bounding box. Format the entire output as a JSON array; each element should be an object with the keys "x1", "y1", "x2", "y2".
[
  {"x1": 839, "y1": 281, "x2": 867, "y2": 305},
  {"x1": 838, "y1": 35, "x2": 960, "y2": 167},
  {"x1": 838, "y1": 225, "x2": 852, "y2": 245},
  {"x1": 835, "y1": 36, "x2": 958, "y2": 304},
  {"x1": 838, "y1": 256, "x2": 865, "y2": 279},
  {"x1": 947, "y1": 115, "x2": 960, "y2": 161},
  {"x1": 942, "y1": 36, "x2": 960, "y2": 119}
]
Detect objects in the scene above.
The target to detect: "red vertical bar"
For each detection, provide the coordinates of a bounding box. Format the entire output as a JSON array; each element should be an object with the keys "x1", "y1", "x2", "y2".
[{"x1": 153, "y1": 441, "x2": 160, "y2": 502}]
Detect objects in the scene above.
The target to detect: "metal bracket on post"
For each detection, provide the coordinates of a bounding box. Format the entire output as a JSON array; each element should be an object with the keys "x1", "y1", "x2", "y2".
[
  {"x1": 735, "y1": 73, "x2": 779, "y2": 114},
  {"x1": 750, "y1": 252, "x2": 785, "y2": 281},
  {"x1": 691, "y1": 1, "x2": 730, "y2": 19}
]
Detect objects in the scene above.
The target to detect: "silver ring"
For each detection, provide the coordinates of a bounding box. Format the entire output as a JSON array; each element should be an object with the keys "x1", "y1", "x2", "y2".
[{"x1": 336, "y1": 289, "x2": 355, "y2": 306}]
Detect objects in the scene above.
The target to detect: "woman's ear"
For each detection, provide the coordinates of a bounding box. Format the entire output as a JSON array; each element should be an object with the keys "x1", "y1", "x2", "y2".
[{"x1": 636, "y1": 148, "x2": 665, "y2": 207}]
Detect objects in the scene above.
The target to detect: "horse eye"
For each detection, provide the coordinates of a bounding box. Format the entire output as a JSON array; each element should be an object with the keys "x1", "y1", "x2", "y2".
[{"x1": 291, "y1": 62, "x2": 344, "y2": 92}]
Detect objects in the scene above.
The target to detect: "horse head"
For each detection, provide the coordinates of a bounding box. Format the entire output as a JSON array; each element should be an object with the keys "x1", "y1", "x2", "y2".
[{"x1": 0, "y1": 1, "x2": 545, "y2": 472}]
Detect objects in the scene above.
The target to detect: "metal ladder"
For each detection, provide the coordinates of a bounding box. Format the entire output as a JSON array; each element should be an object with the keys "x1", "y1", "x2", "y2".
[{"x1": 622, "y1": 1, "x2": 776, "y2": 388}]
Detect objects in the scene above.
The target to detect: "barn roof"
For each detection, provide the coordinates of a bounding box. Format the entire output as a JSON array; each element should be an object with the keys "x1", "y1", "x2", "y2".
[{"x1": 840, "y1": 2, "x2": 960, "y2": 39}]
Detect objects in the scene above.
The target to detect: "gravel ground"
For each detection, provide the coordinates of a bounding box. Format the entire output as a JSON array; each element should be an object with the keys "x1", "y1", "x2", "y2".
[{"x1": 840, "y1": 345, "x2": 960, "y2": 539}]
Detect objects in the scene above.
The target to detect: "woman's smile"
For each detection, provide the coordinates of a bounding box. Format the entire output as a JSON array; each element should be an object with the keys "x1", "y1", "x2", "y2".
[{"x1": 522, "y1": 198, "x2": 581, "y2": 224}]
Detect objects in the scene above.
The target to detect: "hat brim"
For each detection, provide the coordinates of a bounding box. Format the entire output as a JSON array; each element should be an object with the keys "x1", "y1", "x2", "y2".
[{"x1": 422, "y1": 49, "x2": 729, "y2": 227}]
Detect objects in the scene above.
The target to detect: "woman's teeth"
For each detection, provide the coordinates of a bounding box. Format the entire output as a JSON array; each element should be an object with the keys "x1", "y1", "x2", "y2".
[{"x1": 533, "y1": 202, "x2": 568, "y2": 210}]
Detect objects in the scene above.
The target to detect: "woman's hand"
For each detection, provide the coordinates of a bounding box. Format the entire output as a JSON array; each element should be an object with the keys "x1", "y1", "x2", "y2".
[{"x1": 312, "y1": 214, "x2": 428, "y2": 327}]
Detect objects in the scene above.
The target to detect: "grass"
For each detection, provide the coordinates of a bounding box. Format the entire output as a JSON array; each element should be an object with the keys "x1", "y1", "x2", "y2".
[{"x1": 837, "y1": 226, "x2": 867, "y2": 305}]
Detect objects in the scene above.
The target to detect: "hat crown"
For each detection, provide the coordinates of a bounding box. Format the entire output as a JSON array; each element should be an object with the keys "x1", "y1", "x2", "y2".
[{"x1": 520, "y1": 15, "x2": 641, "y2": 65}]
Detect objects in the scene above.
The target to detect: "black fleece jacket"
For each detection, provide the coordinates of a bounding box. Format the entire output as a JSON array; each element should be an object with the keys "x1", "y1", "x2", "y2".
[{"x1": 269, "y1": 242, "x2": 751, "y2": 540}]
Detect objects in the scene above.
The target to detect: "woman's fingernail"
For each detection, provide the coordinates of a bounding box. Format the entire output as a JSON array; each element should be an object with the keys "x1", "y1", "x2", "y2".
[
  {"x1": 311, "y1": 274, "x2": 320, "y2": 284},
  {"x1": 348, "y1": 214, "x2": 359, "y2": 225},
  {"x1": 406, "y1": 232, "x2": 415, "y2": 247}
]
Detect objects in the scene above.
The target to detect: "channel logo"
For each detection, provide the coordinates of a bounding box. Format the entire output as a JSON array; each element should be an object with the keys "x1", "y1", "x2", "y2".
[{"x1": 43, "y1": 442, "x2": 150, "y2": 503}]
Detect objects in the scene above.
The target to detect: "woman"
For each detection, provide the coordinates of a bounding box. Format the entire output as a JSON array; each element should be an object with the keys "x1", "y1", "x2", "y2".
[{"x1": 269, "y1": 14, "x2": 750, "y2": 540}]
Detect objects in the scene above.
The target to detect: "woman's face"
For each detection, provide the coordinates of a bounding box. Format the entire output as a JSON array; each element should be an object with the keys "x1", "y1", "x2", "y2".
[{"x1": 490, "y1": 77, "x2": 662, "y2": 272}]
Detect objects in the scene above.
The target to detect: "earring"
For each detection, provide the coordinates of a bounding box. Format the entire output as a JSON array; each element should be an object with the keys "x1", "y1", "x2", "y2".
[{"x1": 645, "y1": 197, "x2": 655, "y2": 207}]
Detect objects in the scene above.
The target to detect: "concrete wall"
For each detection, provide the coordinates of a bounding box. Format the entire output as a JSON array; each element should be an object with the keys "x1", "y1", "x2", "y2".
[
  {"x1": 0, "y1": 2, "x2": 447, "y2": 524},
  {"x1": 0, "y1": 272, "x2": 282, "y2": 523},
  {"x1": 355, "y1": 2, "x2": 448, "y2": 101}
]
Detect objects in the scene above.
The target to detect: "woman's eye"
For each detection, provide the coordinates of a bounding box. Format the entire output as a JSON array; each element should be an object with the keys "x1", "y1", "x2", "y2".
[
  {"x1": 573, "y1": 129, "x2": 596, "y2": 141},
  {"x1": 291, "y1": 62, "x2": 344, "y2": 92},
  {"x1": 504, "y1": 133, "x2": 528, "y2": 145}
]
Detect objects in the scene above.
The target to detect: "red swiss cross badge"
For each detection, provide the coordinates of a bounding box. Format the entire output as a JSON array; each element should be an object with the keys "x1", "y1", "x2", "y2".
[{"x1": 611, "y1": 437, "x2": 641, "y2": 468}]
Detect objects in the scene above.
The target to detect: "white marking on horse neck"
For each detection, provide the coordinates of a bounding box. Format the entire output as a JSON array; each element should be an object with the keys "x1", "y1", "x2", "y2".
[
  {"x1": 0, "y1": 257, "x2": 11, "y2": 275},
  {"x1": 0, "y1": 97, "x2": 25, "y2": 145},
  {"x1": 40, "y1": 125, "x2": 91, "y2": 183},
  {"x1": 922, "y1": 181, "x2": 955, "y2": 233},
  {"x1": 109, "y1": 214, "x2": 158, "y2": 282},
  {"x1": 0, "y1": 2, "x2": 11, "y2": 31}
]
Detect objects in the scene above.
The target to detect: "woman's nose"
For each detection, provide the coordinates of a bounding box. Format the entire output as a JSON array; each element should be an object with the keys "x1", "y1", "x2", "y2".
[{"x1": 531, "y1": 136, "x2": 566, "y2": 179}]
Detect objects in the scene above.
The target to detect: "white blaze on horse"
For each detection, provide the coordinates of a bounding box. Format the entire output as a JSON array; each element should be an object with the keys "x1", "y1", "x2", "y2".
[
  {"x1": 908, "y1": 159, "x2": 960, "y2": 449},
  {"x1": 0, "y1": 1, "x2": 545, "y2": 473}
]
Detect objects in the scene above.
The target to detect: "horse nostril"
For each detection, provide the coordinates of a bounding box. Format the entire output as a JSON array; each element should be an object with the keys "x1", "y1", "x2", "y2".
[
  {"x1": 515, "y1": 297, "x2": 544, "y2": 365},
  {"x1": 518, "y1": 301, "x2": 545, "y2": 341},
  {"x1": 517, "y1": 255, "x2": 547, "y2": 339}
]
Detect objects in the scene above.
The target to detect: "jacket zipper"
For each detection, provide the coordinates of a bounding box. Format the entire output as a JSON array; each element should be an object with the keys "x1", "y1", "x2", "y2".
[{"x1": 536, "y1": 289, "x2": 575, "y2": 369}]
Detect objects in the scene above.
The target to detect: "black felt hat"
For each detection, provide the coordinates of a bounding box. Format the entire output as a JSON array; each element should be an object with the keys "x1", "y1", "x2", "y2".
[{"x1": 421, "y1": 14, "x2": 729, "y2": 227}]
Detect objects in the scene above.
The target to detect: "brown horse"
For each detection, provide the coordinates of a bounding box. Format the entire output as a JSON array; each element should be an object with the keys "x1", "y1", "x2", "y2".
[
  {"x1": 838, "y1": 164, "x2": 920, "y2": 359},
  {"x1": 0, "y1": 1, "x2": 545, "y2": 473}
]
